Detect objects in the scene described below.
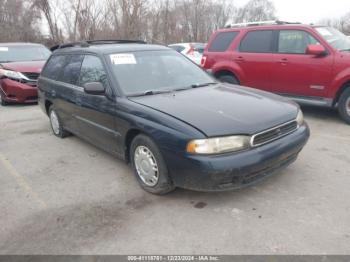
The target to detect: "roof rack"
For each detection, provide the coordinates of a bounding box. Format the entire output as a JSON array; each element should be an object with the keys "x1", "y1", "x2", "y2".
[
  {"x1": 50, "y1": 39, "x2": 146, "y2": 51},
  {"x1": 224, "y1": 20, "x2": 301, "y2": 28}
]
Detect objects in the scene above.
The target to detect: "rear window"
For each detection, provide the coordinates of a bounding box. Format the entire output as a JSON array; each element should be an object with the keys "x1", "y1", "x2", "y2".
[
  {"x1": 208, "y1": 31, "x2": 239, "y2": 52},
  {"x1": 41, "y1": 55, "x2": 68, "y2": 80},
  {"x1": 239, "y1": 30, "x2": 273, "y2": 53}
]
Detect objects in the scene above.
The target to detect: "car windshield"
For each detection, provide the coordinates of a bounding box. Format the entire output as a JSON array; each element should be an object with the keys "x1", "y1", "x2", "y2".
[
  {"x1": 316, "y1": 27, "x2": 350, "y2": 51},
  {"x1": 108, "y1": 50, "x2": 215, "y2": 96},
  {"x1": 0, "y1": 45, "x2": 51, "y2": 63}
]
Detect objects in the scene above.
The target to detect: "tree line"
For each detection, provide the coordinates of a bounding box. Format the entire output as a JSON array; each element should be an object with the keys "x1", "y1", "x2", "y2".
[{"x1": 0, "y1": 0, "x2": 349, "y2": 47}]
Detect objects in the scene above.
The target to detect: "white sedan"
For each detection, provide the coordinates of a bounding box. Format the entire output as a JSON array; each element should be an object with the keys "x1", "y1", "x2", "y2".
[{"x1": 168, "y1": 43, "x2": 206, "y2": 65}]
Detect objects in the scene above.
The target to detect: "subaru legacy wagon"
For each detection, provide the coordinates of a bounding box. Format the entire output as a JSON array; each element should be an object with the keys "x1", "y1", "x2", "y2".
[{"x1": 38, "y1": 40, "x2": 309, "y2": 194}]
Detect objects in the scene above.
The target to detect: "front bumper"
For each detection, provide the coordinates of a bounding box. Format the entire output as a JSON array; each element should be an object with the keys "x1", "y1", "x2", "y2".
[
  {"x1": 0, "y1": 78, "x2": 38, "y2": 104},
  {"x1": 164, "y1": 123, "x2": 310, "y2": 192}
]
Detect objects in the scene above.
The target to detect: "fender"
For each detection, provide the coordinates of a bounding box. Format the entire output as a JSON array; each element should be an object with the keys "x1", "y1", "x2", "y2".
[
  {"x1": 329, "y1": 67, "x2": 350, "y2": 99},
  {"x1": 211, "y1": 61, "x2": 246, "y2": 84}
]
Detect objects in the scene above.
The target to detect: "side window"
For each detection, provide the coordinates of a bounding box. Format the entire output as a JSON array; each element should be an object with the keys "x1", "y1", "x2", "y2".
[
  {"x1": 239, "y1": 30, "x2": 273, "y2": 53},
  {"x1": 41, "y1": 55, "x2": 67, "y2": 80},
  {"x1": 208, "y1": 31, "x2": 239, "y2": 52},
  {"x1": 278, "y1": 30, "x2": 320, "y2": 54},
  {"x1": 78, "y1": 55, "x2": 109, "y2": 88},
  {"x1": 59, "y1": 55, "x2": 84, "y2": 85}
]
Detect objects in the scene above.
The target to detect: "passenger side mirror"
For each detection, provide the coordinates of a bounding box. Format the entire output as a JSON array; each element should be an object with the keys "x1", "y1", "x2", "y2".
[
  {"x1": 306, "y1": 44, "x2": 327, "y2": 56},
  {"x1": 83, "y1": 82, "x2": 105, "y2": 95}
]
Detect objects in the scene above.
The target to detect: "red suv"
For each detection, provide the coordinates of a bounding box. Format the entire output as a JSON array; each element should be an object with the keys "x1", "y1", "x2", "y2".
[
  {"x1": 0, "y1": 43, "x2": 51, "y2": 105},
  {"x1": 202, "y1": 21, "x2": 350, "y2": 124}
]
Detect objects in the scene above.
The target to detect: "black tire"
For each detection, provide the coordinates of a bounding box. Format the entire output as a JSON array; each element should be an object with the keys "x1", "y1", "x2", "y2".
[
  {"x1": 338, "y1": 88, "x2": 350, "y2": 124},
  {"x1": 217, "y1": 74, "x2": 239, "y2": 85},
  {"x1": 130, "y1": 134, "x2": 175, "y2": 195},
  {"x1": 48, "y1": 105, "x2": 70, "y2": 138},
  {"x1": 0, "y1": 95, "x2": 8, "y2": 106}
]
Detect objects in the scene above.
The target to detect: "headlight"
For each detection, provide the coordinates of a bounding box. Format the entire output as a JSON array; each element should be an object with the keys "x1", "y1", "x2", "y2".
[
  {"x1": 186, "y1": 135, "x2": 251, "y2": 154},
  {"x1": 296, "y1": 110, "x2": 304, "y2": 126},
  {"x1": 0, "y1": 69, "x2": 28, "y2": 80}
]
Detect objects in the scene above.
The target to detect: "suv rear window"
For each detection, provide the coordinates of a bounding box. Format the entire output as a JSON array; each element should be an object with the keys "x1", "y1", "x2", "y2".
[
  {"x1": 239, "y1": 30, "x2": 273, "y2": 53},
  {"x1": 208, "y1": 31, "x2": 239, "y2": 52}
]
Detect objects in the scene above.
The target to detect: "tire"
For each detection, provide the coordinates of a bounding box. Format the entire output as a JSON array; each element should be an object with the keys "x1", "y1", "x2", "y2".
[
  {"x1": 48, "y1": 105, "x2": 70, "y2": 138},
  {"x1": 130, "y1": 134, "x2": 175, "y2": 195},
  {"x1": 217, "y1": 74, "x2": 239, "y2": 85},
  {"x1": 338, "y1": 88, "x2": 350, "y2": 124},
  {"x1": 0, "y1": 95, "x2": 8, "y2": 106}
]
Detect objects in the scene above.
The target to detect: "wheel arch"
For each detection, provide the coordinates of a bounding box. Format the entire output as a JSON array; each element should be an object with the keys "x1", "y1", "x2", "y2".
[
  {"x1": 333, "y1": 80, "x2": 350, "y2": 106},
  {"x1": 45, "y1": 100, "x2": 53, "y2": 115},
  {"x1": 124, "y1": 128, "x2": 142, "y2": 163}
]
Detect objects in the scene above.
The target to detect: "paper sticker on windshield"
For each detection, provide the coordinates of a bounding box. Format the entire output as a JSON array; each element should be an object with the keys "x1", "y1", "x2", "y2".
[
  {"x1": 0, "y1": 47, "x2": 8, "y2": 52},
  {"x1": 110, "y1": 53, "x2": 136, "y2": 65}
]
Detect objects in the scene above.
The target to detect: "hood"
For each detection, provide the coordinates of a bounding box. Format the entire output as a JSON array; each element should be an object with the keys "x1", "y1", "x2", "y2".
[
  {"x1": 0, "y1": 61, "x2": 46, "y2": 73},
  {"x1": 129, "y1": 84, "x2": 299, "y2": 137}
]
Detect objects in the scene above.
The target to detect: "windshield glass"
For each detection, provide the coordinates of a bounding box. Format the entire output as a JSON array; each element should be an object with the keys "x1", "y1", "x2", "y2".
[
  {"x1": 316, "y1": 27, "x2": 350, "y2": 51},
  {"x1": 0, "y1": 45, "x2": 51, "y2": 63},
  {"x1": 108, "y1": 50, "x2": 215, "y2": 96}
]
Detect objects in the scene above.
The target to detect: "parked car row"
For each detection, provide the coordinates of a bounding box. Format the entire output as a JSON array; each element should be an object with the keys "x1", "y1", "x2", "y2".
[{"x1": 1, "y1": 20, "x2": 349, "y2": 194}]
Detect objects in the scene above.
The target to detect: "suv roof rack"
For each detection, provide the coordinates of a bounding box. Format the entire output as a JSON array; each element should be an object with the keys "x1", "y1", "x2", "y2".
[
  {"x1": 50, "y1": 39, "x2": 146, "y2": 51},
  {"x1": 224, "y1": 20, "x2": 301, "y2": 28}
]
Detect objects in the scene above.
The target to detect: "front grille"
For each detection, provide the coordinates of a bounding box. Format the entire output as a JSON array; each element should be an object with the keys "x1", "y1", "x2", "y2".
[
  {"x1": 22, "y1": 72, "x2": 40, "y2": 80},
  {"x1": 251, "y1": 120, "x2": 298, "y2": 147}
]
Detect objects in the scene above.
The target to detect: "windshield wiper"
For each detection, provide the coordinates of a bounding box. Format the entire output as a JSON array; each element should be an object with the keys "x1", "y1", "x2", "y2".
[
  {"x1": 129, "y1": 90, "x2": 171, "y2": 97},
  {"x1": 340, "y1": 48, "x2": 350, "y2": 52},
  {"x1": 190, "y1": 82, "x2": 217, "y2": 88}
]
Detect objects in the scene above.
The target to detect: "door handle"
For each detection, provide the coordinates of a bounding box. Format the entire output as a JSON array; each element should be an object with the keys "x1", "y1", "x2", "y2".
[
  {"x1": 277, "y1": 58, "x2": 288, "y2": 65},
  {"x1": 234, "y1": 56, "x2": 245, "y2": 62}
]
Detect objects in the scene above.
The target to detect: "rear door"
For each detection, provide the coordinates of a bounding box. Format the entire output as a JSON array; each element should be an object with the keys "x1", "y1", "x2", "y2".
[
  {"x1": 75, "y1": 54, "x2": 118, "y2": 153},
  {"x1": 40, "y1": 54, "x2": 80, "y2": 133},
  {"x1": 271, "y1": 29, "x2": 334, "y2": 97},
  {"x1": 235, "y1": 30, "x2": 274, "y2": 90}
]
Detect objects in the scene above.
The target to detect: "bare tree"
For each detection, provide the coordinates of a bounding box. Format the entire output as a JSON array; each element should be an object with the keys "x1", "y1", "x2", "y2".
[
  {"x1": 0, "y1": 0, "x2": 42, "y2": 42},
  {"x1": 236, "y1": 0, "x2": 277, "y2": 23}
]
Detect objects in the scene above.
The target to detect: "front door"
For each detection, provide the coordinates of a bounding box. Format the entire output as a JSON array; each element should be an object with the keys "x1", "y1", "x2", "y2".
[
  {"x1": 75, "y1": 55, "x2": 119, "y2": 154},
  {"x1": 271, "y1": 29, "x2": 334, "y2": 97}
]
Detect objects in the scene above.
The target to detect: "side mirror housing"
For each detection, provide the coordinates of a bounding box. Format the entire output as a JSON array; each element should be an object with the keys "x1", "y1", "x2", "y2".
[
  {"x1": 83, "y1": 82, "x2": 105, "y2": 95},
  {"x1": 306, "y1": 44, "x2": 327, "y2": 56}
]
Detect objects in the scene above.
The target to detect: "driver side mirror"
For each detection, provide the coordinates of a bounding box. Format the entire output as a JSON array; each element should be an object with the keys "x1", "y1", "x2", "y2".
[
  {"x1": 83, "y1": 82, "x2": 105, "y2": 95},
  {"x1": 306, "y1": 44, "x2": 327, "y2": 56}
]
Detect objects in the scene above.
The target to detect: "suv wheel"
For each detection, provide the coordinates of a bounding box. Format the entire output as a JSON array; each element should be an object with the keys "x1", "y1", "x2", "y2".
[
  {"x1": 217, "y1": 74, "x2": 239, "y2": 85},
  {"x1": 338, "y1": 88, "x2": 350, "y2": 124},
  {"x1": 130, "y1": 134, "x2": 175, "y2": 195},
  {"x1": 49, "y1": 106, "x2": 70, "y2": 138}
]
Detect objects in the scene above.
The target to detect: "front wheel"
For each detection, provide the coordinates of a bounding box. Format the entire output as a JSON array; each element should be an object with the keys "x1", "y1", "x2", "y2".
[
  {"x1": 0, "y1": 95, "x2": 8, "y2": 106},
  {"x1": 338, "y1": 88, "x2": 350, "y2": 124},
  {"x1": 217, "y1": 74, "x2": 239, "y2": 85},
  {"x1": 130, "y1": 134, "x2": 175, "y2": 195}
]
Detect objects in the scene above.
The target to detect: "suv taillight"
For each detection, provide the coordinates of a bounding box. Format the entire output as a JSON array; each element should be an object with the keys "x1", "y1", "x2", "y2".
[{"x1": 200, "y1": 56, "x2": 207, "y2": 68}]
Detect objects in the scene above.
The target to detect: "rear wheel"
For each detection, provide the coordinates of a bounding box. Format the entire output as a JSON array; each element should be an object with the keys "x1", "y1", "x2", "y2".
[
  {"x1": 338, "y1": 88, "x2": 350, "y2": 124},
  {"x1": 217, "y1": 74, "x2": 239, "y2": 85},
  {"x1": 130, "y1": 134, "x2": 175, "y2": 195},
  {"x1": 49, "y1": 106, "x2": 70, "y2": 138}
]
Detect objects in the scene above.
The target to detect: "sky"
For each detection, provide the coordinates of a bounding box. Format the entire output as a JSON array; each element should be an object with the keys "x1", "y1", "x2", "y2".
[{"x1": 235, "y1": 0, "x2": 350, "y2": 24}]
